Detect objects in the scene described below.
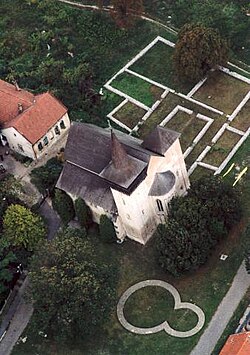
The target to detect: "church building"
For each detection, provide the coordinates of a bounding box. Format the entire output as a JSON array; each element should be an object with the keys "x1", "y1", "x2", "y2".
[{"x1": 56, "y1": 122, "x2": 190, "y2": 244}]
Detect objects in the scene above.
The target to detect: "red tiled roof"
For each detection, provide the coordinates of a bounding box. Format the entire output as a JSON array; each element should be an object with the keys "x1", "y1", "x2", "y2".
[
  {"x1": 0, "y1": 79, "x2": 34, "y2": 124},
  {"x1": 0, "y1": 80, "x2": 67, "y2": 144},
  {"x1": 220, "y1": 332, "x2": 250, "y2": 355}
]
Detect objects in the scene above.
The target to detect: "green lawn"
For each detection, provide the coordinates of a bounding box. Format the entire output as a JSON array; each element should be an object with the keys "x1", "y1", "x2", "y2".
[
  {"x1": 193, "y1": 71, "x2": 250, "y2": 115},
  {"x1": 111, "y1": 72, "x2": 163, "y2": 107},
  {"x1": 231, "y1": 98, "x2": 250, "y2": 132},
  {"x1": 203, "y1": 130, "x2": 242, "y2": 167},
  {"x1": 113, "y1": 101, "x2": 146, "y2": 129},
  {"x1": 13, "y1": 216, "x2": 249, "y2": 355},
  {"x1": 130, "y1": 41, "x2": 195, "y2": 94},
  {"x1": 164, "y1": 111, "x2": 206, "y2": 151}
]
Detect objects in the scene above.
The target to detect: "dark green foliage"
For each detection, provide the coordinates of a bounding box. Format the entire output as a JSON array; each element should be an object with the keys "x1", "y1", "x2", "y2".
[
  {"x1": 30, "y1": 227, "x2": 118, "y2": 339},
  {"x1": 157, "y1": 176, "x2": 242, "y2": 276},
  {"x1": 0, "y1": 0, "x2": 154, "y2": 125},
  {"x1": 74, "y1": 198, "x2": 92, "y2": 229},
  {"x1": 30, "y1": 158, "x2": 62, "y2": 195},
  {"x1": 111, "y1": 0, "x2": 144, "y2": 28},
  {"x1": 99, "y1": 215, "x2": 117, "y2": 243},
  {"x1": 174, "y1": 24, "x2": 228, "y2": 82},
  {"x1": 244, "y1": 225, "x2": 250, "y2": 273},
  {"x1": 52, "y1": 189, "x2": 75, "y2": 225},
  {"x1": 171, "y1": 0, "x2": 250, "y2": 52},
  {"x1": 0, "y1": 240, "x2": 17, "y2": 294}
]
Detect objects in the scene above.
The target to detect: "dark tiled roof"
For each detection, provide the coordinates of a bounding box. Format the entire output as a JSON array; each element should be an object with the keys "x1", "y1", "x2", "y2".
[
  {"x1": 148, "y1": 170, "x2": 176, "y2": 196},
  {"x1": 141, "y1": 126, "x2": 180, "y2": 155},
  {"x1": 56, "y1": 162, "x2": 117, "y2": 213}
]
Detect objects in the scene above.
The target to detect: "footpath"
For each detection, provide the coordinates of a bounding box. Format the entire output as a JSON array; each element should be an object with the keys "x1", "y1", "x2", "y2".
[{"x1": 191, "y1": 261, "x2": 250, "y2": 355}]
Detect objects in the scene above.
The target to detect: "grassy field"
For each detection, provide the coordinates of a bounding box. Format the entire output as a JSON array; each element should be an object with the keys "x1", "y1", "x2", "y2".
[
  {"x1": 130, "y1": 41, "x2": 195, "y2": 94},
  {"x1": 111, "y1": 72, "x2": 163, "y2": 107},
  {"x1": 164, "y1": 111, "x2": 206, "y2": 151},
  {"x1": 13, "y1": 209, "x2": 249, "y2": 355},
  {"x1": 113, "y1": 101, "x2": 147, "y2": 130},
  {"x1": 203, "y1": 130, "x2": 242, "y2": 166},
  {"x1": 231, "y1": 98, "x2": 250, "y2": 132},
  {"x1": 193, "y1": 71, "x2": 250, "y2": 115}
]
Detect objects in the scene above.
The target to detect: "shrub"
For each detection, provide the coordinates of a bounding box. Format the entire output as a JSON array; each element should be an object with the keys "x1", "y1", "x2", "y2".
[
  {"x1": 99, "y1": 215, "x2": 117, "y2": 243},
  {"x1": 74, "y1": 198, "x2": 92, "y2": 229},
  {"x1": 30, "y1": 158, "x2": 63, "y2": 195},
  {"x1": 52, "y1": 189, "x2": 75, "y2": 225}
]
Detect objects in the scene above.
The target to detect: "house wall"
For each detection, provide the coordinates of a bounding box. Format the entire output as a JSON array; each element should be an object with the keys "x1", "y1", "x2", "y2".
[
  {"x1": 0, "y1": 127, "x2": 35, "y2": 159},
  {"x1": 0, "y1": 113, "x2": 70, "y2": 160},
  {"x1": 34, "y1": 113, "x2": 70, "y2": 159}
]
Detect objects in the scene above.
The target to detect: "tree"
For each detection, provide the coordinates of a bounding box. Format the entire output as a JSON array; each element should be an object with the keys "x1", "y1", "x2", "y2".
[
  {"x1": 156, "y1": 176, "x2": 242, "y2": 276},
  {"x1": 74, "y1": 198, "x2": 92, "y2": 229},
  {"x1": 30, "y1": 228, "x2": 118, "y2": 338},
  {"x1": 99, "y1": 215, "x2": 117, "y2": 243},
  {"x1": 0, "y1": 240, "x2": 17, "y2": 294},
  {"x1": 52, "y1": 189, "x2": 75, "y2": 225},
  {"x1": 30, "y1": 157, "x2": 63, "y2": 195},
  {"x1": 111, "y1": 0, "x2": 144, "y2": 28},
  {"x1": 174, "y1": 24, "x2": 228, "y2": 82},
  {"x1": 3, "y1": 204, "x2": 46, "y2": 251},
  {"x1": 244, "y1": 225, "x2": 250, "y2": 273}
]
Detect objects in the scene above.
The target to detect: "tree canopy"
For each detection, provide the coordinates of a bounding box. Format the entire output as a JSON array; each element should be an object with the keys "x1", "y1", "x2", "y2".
[
  {"x1": 174, "y1": 24, "x2": 228, "y2": 82},
  {"x1": 111, "y1": 0, "x2": 144, "y2": 28},
  {"x1": 157, "y1": 176, "x2": 242, "y2": 276},
  {"x1": 52, "y1": 189, "x2": 75, "y2": 225},
  {"x1": 30, "y1": 228, "x2": 118, "y2": 338},
  {"x1": 3, "y1": 204, "x2": 46, "y2": 251}
]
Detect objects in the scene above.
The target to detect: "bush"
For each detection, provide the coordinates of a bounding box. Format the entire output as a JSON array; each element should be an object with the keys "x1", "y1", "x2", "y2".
[
  {"x1": 74, "y1": 198, "x2": 92, "y2": 229},
  {"x1": 52, "y1": 189, "x2": 75, "y2": 225},
  {"x1": 99, "y1": 215, "x2": 117, "y2": 243},
  {"x1": 157, "y1": 176, "x2": 242, "y2": 276},
  {"x1": 30, "y1": 158, "x2": 63, "y2": 195}
]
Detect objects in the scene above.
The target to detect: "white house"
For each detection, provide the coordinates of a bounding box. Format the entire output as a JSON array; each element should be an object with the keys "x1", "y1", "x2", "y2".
[
  {"x1": 56, "y1": 122, "x2": 190, "y2": 244},
  {"x1": 0, "y1": 79, "x2": 70, "y2": 159}
]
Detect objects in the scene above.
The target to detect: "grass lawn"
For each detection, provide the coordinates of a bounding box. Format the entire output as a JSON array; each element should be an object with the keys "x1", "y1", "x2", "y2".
[
  {"x1": 203, "y1": 130, "x2": 242, "y2": 166},
  {"x1": 13, "y1": 216, "x2": 249, "y2": 355},
  {"x1": 111, "y1": 72, "x2": 164, "y2": 107},
  {"x1": 164, "y1": 111, "x2": 206, "y2": 152},
  {"x1": 189, "y1": 165, "x2": 213, "y2": 181},
  {"x1": 130, "y1": 41, "x2": 195, "y2": 94},
  {"x1": 231, "y1": 98, "x2": 250, "y2": 132},
  {"x1": 193, "y1": 71, "x2": 250, "y2": 115},
  {"x1": 113, "y1": 101, "x2": 147, "y2": 129}
]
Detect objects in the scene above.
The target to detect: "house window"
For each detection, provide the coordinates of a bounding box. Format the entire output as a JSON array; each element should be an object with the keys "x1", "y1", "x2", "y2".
[
  {"x1": 55, "y1": 126, "x2": 60, "y2": 135},
  {"x1": 17, "y1": 144, "x2": 24, "y2": 152},
  {"x1": 38, "y1": 142, "x2": 43, "y2": 151},
  {"x1": 43, "y1": 136, "x2": 48, "y2": 145},
  {"x1": 14, "y1": 133, "x2": 16, "y2": 137},
  {"x1": 156, "y1": 199, "x2": 164, "y2": 212},
  {"x1": 60, "y1": 120, "x2": 66, "y2": 129}
]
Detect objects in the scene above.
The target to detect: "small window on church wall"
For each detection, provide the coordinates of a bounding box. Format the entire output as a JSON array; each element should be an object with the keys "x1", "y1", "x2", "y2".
[
  {"x1": 156, "y1": 199, "x2": 164, "y2": 212},
  {"x1": 122, "y1": 199, "x2": 126, "y2": 205}
]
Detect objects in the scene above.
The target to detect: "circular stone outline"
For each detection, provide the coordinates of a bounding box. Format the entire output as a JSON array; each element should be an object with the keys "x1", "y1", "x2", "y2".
[{"x1": 117, "y1": 280, "x2": 205, "y2": 338}]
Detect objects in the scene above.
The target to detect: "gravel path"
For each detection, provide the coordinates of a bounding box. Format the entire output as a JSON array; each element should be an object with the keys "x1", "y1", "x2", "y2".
[{"x1": 191, "y1": 261, "x2": 250, "y2": 355}]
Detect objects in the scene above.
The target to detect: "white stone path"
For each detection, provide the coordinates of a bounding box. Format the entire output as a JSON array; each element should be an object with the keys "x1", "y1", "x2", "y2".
[
  {"x1": 117, "y1": 280, "x2": 205, "y2": 338},
  {"x1": 191, "y1": 261, "x2": 250, "y2": 355}
]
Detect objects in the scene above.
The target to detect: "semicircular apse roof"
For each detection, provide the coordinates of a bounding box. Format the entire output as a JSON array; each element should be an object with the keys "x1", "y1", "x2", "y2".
[{"x1": 148, "y1": 170, "x2": 176, "y2": 196}]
